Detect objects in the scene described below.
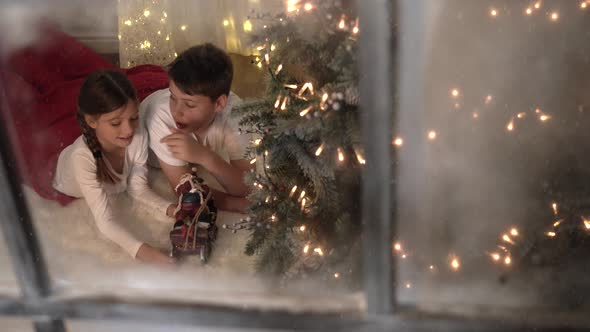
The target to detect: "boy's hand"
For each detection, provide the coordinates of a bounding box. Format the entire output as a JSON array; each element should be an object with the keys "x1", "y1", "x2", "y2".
[{"x1": 161, "y1": 128, "x2": 211, "y2": 165}]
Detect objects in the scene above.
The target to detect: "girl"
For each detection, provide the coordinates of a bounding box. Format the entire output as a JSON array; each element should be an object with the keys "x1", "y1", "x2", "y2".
[{"x1": 53, "y1": 69, "x2": 176, "y2": 265}]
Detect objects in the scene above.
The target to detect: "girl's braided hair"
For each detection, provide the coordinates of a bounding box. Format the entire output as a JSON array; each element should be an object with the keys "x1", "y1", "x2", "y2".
[{"x1": 76, "y1": 70, "x2": 137, "y2": 184}]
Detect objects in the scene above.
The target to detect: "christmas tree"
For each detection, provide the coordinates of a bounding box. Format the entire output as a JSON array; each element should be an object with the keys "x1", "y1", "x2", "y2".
[{"x1": 230, "y1": 0, "x2": 363, "y2": 283}]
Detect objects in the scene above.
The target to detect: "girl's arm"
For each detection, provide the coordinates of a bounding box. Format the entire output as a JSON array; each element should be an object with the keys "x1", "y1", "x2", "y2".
[
  {"x1": 127, "y1": 128, "x2": 175, "y2": 218},
  {"x1": 73, "y1": 152, "x2": 144, "y2": 258}
]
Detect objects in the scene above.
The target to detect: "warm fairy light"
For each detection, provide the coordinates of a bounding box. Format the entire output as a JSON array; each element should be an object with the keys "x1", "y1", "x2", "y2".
[
  {"x1": 287, "y1": 0, "x2": 298, "y2": 12},
  {"x1": 517, "y1": 112, "x2": 526, "y2": 119},
  {"x1": 314, "y1": 247, "x2": 324, "y2": 256},
  {"x1": 429, "y1": 265, "x2": 434, "y2": 270},
  {"x1": 526, "y1": 7, "x2": 533, "y2": 15},
  {"x1": 298, "y1": 82, "x2": 314, "y2": 95},
  {"x1": 143, "y1": 9, "x2": 151, "y2": 17},
  {"x1": 270, "y1": 44, "x2": 276, "y2": 51},
  {"x1": 254, "y1": 139, "x2": 262, "y2": 145},
  {"x1": 550, "y1": 12, "x2": 559, "y2": 21},
  {"x1": 393, "y1": 137, "x2": 403, "y2": 147},
  {"x1": 250, "y1": 158, "x2": 257, "y2": 164},
  {"x1": 303, "y1": 3, "x2": 313, "y2": 11},
  {"x1": 265, "y1": 196, "x2": 270, "y2": 203},
  {"x1": 118, "y1": 34, "x2": 121, "y2": 40},
  {"x1": 300, "y1": 225, "x2": 306, "y2": 231},
  {"x1": 163, "y1": 11, "x2": 167, "y2": 17},
  {"x1": 290, "y1": 185, "x2": 298, "y2": 197},
  {"x1": 535, "y1": 108, "x2": 541, "y2": 114},
  {"x1": 504, "y1": 256, "x2": 512, "y2": 265},
  {"x1": 280, "y1": 97, "x2": 288, "y2": 110},
  {"x1": 303, "y1": 244, "x2": 310, "y2": 253},
  {"x1": 510, "y1": 228, "x2": 519, "y2": 236},
  {"x1": 166, "y1": 35, "x2": 170, "y2": 41},
  {"x1": 243, "y1": 20, "x2": 253, "y2": 32},
  {"x1": 539, "y1": 114, "x2": 551, "y2": 122},
  {"x1": 547, "y1": 231, "x2": 556, "y2": 237},
  {"x1": 552, "y1": 202, "x2": 558, "y2": 215},
  {"x1": 490, "y1": 9, "x2": 498, "y2": 17},
  {"x1": 507, "y1": 118, "x2": 515, "y2": 131},
  {"x1": 275, "y1": 64, "x2": 283, "y2": 75},
  {"x1": 405, "y1": 283, "x2": 411, "y2": 289},
  {"x1": 584, "y1": 218, "x2": 590, "y2": 229},
  {"x1": 355, "y1": 151, "x2": 366, "y2": 165},
  {"x1": 271, "y1": 214, "x2": 276, "y2": 221},
  {"x1": 451, "y1": 257, "x2": 460, "y2": 270},
  {"x1": 257, "y1": 62, "x2": 263, "y2": 69},
  {"x1": 315, "y1": 144, "x2": 324, "y2": 156},
  {"x1": 265, "y1": 150, "x2": 269, "y2": 157},
  {"x1": 534, "y1": 2, "x2": 541, "y2": 9},
  {"x1": 284, "y1": 84, "x2": 298, "y2": 89},
  {"x1": 582, "y1": 2, "x2": 588, "y2": 9},
  {"x1": 337, "y1": 148, "x2": 345, "y2": 162},
  {"x1": 338, "y1": 16, "x2": 346, "y2": 29},
  {"x1": 301, "y1": 198, "x2": 307, "y2": 210},
  {"x1": 502, "y1": 234, "x2": 514, "y2": 244},
  {"x1": 553, "y1": 219, "x2": 563, "y2": 227},
  {"x1": 322, "y1": 93, "x2": 329, "y2": 102},
  {"x1": 264, "y1": 53, "x2": 270, "y2": 64},
  {"x1": 180, "y1": 25, "x2": 187, "y2": 31},
  {"x1": 223, "y1": 19, "x2": 230, "y2": 26},
  {"x1": 334, "y1": 273, "x2": 340, "y2": 278},
  {"x1": 274, "y1": 95, "x2": 282, "y2": 108},
  {"x1": 401, "y1": 254, "x2": 407, "y2": 259},
  {"x1": 451, "y1": 88, "x2": 460, "y2": 98},
  {"x1": 352, "y1": 25, "x2": 359, "y2": 34},
  {"x1": 490, "y1": 253, "x2": 501, "y2": 261},
  {"x1": 427, "y1": 130, "x2": 437, "y2": 140},
  {"x1": 485, "y1": 95, "x2": 493, "y2": 104},
  {"x1": 299, "y1": 106, "x2": 312, "y2": 117},
  {"x1": 299, "y1": 191, "x2": 306, "y2": 201},
  {"x1": 124, "y1": 20, "x2": 132, "y2": 26},
  {"x1": 256, "y1": 45, "x2": 266, "y2": 51},
  {"x1": 394, "y1": 242, "x2": 402, "y2": 251}
]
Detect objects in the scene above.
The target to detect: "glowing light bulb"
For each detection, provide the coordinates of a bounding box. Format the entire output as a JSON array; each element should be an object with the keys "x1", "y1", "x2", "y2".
[
  {"x1": 485, "y1": 95, "x2": 493, "y2": 104},
  {"x1": 534, "y1": 2, "x2": 541, "y2": 9},
  {"x1": 473, "y1": 112, "x2": 479, "y2": 119},
  {"x1": 504, "y1": 256, "x2": 512, "y2": 265},
  {"x1": 553, "y1": 219, "x2": 563, "y2": 227},
  {"x1": 491, "y1": 253, "x2": 501, "y2": 261},
  {"x1": 394, "y1": 242, "x2": 402, "y2": 251},
  {"x1": 290, "y1": 185, "x2": 298, "y2": 197},
  {"x1": 280, "y1": 97, "x2": 288, "y2": 110},
  {"x1": 550, "y1": 12, "x2": 559, "y2": 21},
  {"x1": 510, "y1": 228, "x2": 519, "y2": 236},
  {"x1": 334, "y1": 273, "x2": 340, "y2": 278},
  {"x1": 451, "y1": 88, "x2": 460, "y2": 98},
  {"x1": 124, "y1": 20, "x2": 132, "y2": 26},
  {"x1": 451, "y1": 258, "x2": 460, "y2": 270},
  {"x1": 299, "y1": 225, "x2": 306, "y2": 231},
  {"x1": 271, "y1": 44, "x2": 276, "y2": 51},
  {"x1": 507, "y1": 118, "x2": 515, "y2": 131},
  {"x1": 427, "y1": 130, "x2": 437, "y2": 140},
  {"x1": 582, "y1": 2, "x2": 588, "y2": 9},
  {"x1": 223, "y1": 19, "x2": 229, "y2": 26},
  {"x1": 517, "y1": 112, "x2": 526, "y2": 119},
  {"x1": 526, "y1": 7, "x2": 533, "y2": 15},
  {"x1": 337, "y1": 148, "x2": 344, "y2": 162},
  {"x1": 502, "y1": 234, "x2": 514, "y2": 244},
  {"x1": 180, "y1": 25, "x2": 187, "y2": 31},
  {"x1": 275, "y1": 64, "x2": 283, "y2": 75},
  {"x1": 304, "y1": 3, "x2": 313, "y2": 11},
  {"x1": 243, "y1": 20, "x2": 253, "y2": 32},
  {"x1": 490, "y1": 9, "x2": 498, "y2": 17},
  {"x1": 429, "y1": 265, "x2": 434, "y2": 270},
  {"x1": 299, "y1": 106, "x2": 312, "y2": 117},
  {"x1": 405, "y1": 283, "x2": 411, "y2": 289},
  {"x1": 314, "y1": 247, "x2": 324, "y2": 256},
  {"x1": 250, "y1": 158, "x2": 257, "y2": 164},
  {"x1": 315, "y1": 144, "x2": 324, "y2": 156},
  {"x1": 547, "y1": 231, "x2": 556, "y2": 237},
  {"x1": 584, "y1": 218, "x2": 590, "y2": 229},
  {"x1": 338, "y1": 17, "x2": 346, "y2": 29},
  {"x1": 143, "y1": 10, "x2": 150, "y2": 17},
  {"x1": 552, "y1": 202, "x2": 558, "y2": 215},
  {"x1": 540, "y1": 114, "x2": 551, "y2": 122},
  {"x1": 303, "y1": 244, "x2": 310, "y2": 253},
  {"x1": 254, "y1": 139, "x2": 261, "y2": 145},
  {"x1": 393, "y1": 137, "x2": 403, "y2": 147}
]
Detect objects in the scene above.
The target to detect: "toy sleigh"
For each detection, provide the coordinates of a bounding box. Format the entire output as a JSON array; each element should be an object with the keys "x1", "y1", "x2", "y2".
[{"x1": 169, "y1": 168, "x2": 218, "y2": 263}]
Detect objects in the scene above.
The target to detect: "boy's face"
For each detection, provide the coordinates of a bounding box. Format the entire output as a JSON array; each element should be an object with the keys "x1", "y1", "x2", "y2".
[{"x1": 169, "y1": 80, "x2": 226, "y2": 134}]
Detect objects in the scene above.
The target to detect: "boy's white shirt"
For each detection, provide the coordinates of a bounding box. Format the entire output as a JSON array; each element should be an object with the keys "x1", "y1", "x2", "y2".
[
  {"x1": 52, "y1": 123, "x2": 172, "y2": 258},
  {"x1": 141, "y1": 88, "x2": 250, "y2": 166}
]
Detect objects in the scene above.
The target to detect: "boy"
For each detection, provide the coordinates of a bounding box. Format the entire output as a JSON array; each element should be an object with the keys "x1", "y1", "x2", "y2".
[{"x1": 141, "y1": 43, "x2": 251, "y2": 212}]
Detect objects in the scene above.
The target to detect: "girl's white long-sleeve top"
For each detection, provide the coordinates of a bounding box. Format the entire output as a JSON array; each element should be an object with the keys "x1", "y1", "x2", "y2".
[{"x1": 53, "y1": 123, "x2": 171, "y2": 258}]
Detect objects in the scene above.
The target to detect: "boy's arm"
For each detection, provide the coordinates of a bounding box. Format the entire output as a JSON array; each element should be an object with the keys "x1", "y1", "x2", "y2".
[{"x1": 161, "y1": 130, "x2": 252, "y2": 197}]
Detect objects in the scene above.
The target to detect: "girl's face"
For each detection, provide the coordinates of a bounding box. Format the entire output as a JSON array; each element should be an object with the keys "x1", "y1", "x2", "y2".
[{"x1": 85, "y1": 101, "x2": 139, "y2": 151}]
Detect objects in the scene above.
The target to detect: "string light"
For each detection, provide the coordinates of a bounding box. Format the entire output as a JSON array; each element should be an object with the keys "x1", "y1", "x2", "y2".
[
  {"x1": 427, "y1": 130, "x2": 437, "y2": 140},
  {"x1": 300, "y1": 225, "x2": 306, "y2": 231},
  {"x1": 284, "y1": 84, "x2": 298, "y2": 89},
  {"x1": 451, "y1": 88, "x2": 460, "y2": 98},
  {"x1": 275, "y1": 64, "x2": 283, "y2": 75},
  {"x1": 490, "y1": 253, "x2": 501, "y2": 261},
  {"x1": 553, "y1": 219, "x2": 563, "y2": 227},
  {"x1": 539, "y1": 114, "x2": 551, "y2": 122},
  {"x1": 506, "y1": 118, "x2": 515, "y2": 132},
  {"x1": 582, "y1": 2, "x2": 588, "y2": 9},
  {"x1": 502, "y1": 234, "x2": 514, "y2": 244},
  {"x1": 552, "y1": 202, "x2": 558, "y2": 215},
  {"x1": 405, "y1": 282, "x2": 411, "y2": 289},
  {"x1": 223, "y1": 19, "x2": 229, "y2": 26},
  {"x1": 271, "y1": 44, "x2": 277, "y2": 51},
  {"x1": 338, "y1": 16, "x2": 346, "y2": 29},
  {"x1": 298, "y1": 191, "x2": 306, "y2": 201},
  {"x1": 124, "y1": 20, "x2": 132, "y2": 26},
  {"x1": 264, "y1": 53, "x2": 270, "y2": 64},
  {"x1": 394, "y1": 242, "x2": 402, "y2": 251},
  {"x1": 546, "y1": 231, "x2": 556, "y2": 237},
  {"x1": 490, "y1": 9, "x2": 498, "y2": 17},
  {"x1": 429, "y1": 265, "x2": 434, "y2": 270},
  {"x1": 550, "y1": 12, "x2": 559, "y2": 21},
  {"x1": 451, "y1": 257, "x2": 460, "y2": 270},
  {"x1": 315, "y1": 144, "x2": 324, "y2": 156},
  {"x1": 334, "y1": 273, "x2": 340, "y2": 278},
  {"x1": 254, "y1": 139, "x2": 262, "y2": 145},
  {"x1": 303, "y1": 244, "x2": 310, "y2": 254},
  {"x1": 304, "y1": 3, "x2": 313, "y2": 11},
  {"x1": 525, "y1": 7, "x2": 533, "y2": 15},
  {"x1": 355, "y1": 150, "x2": 366, "y2": 165},
  {"x1": 299, "y1": 106, "x2": 312, "y2": 117},
  {"x1": 393, "y1": 137, "x2": 403, "y2": 147},
  {"x1": 534, "y1": 2, "x2": 541, "y2": 9},
  {"x1": 143, "y1": 9, "x2": 150, "y2": 17},
  {"x1": 485, "y1": 95, "x2": 493, "y2": 104},
  {"x1": 314, "y1": 247, "x2": 324, "y2": 256},
  {"x1": 250, "y1": 158, "x2": 257, "y2": 164},
  {"x1": 301, "y1": 198, "x2": 307, "y2": 211},
  {"x1": 504, "y1": 256, "x2": 512, "y2": 265},
  {"x1": 180, "y1": 25, "x2": 187, "y2": 31},
  {"x1": 337, "y1": 148, "x2": 345, "y2": 162},
  {"x1": 280, "y1": 97, "x2": 288, "y2": 110},
  {"x1": 290, "y1": 185, "x2": 298, "y2": 198},
  {"x1": 352, "y1": 19, "x2": 360, "y2": 34},
  {"x1": 274, "y1": 95, "x2": 282, "y2": 108},
  {"x1": 510, "y1": 228, "x2": 519, "y2": 236},
  {"x1": 472, "y1": 112, "x2": 479, "y2": 119},
  {"x1": 583, "y1": 218, "x2": 590, "y2": 229},
  {"x1": 287, "y1": 0, "x2": 298, "y2": 12},
  {"x1": 243, "y1": 20, "x2": 253, "y2": 32},
  {"x1": 517, "y1": 112, "x2": 526, "y2": 119}
]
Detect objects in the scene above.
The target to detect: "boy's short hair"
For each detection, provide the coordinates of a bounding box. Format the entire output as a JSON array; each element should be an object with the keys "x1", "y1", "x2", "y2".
[{"x1": 167, "y1": 43, "x2": 233, "y2": 101}]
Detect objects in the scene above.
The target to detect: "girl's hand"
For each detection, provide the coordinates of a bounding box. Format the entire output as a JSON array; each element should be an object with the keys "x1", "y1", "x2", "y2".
[
  {"x1": 166, "y1": 203, "x2": 178, "y2": 217},
  {"x1": 136, "y1": 244, "x2": 176, "y2": 266}
]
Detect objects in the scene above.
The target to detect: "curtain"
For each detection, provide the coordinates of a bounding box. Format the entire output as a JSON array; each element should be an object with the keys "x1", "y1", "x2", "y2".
[{"x1": 118, "y1": 0, "x2": 286, "y2": 67}]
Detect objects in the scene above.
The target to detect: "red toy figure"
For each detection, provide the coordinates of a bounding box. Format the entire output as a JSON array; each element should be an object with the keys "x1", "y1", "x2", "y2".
[{"x1": 169, "y1": 168, "x2": 218, "y2": 263}]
